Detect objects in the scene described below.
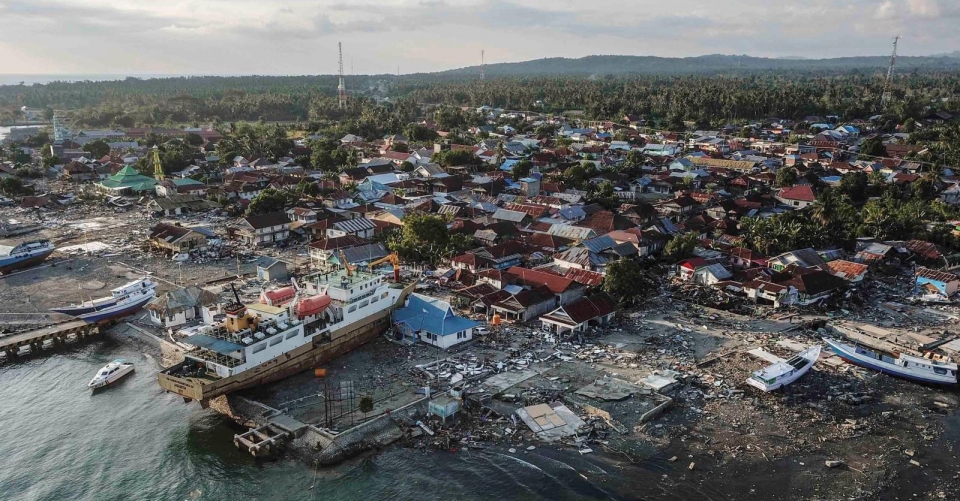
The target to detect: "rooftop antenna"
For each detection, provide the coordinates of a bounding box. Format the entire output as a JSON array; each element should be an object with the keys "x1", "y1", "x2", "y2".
[
  {"x1": 338, "y1": 42, "x2": 346, "y2": 110},
  {"x1": 880, "y1": 35, "x2": 901, "y2": 109},
  {"x1": 481, "y1": 49, "x2": 485, "y2": 81}
]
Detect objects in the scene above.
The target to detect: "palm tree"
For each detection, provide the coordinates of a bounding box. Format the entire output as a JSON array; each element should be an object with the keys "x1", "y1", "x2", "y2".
[{"x1": 495, "y1": 141, "x2": 506, "y2": 166}]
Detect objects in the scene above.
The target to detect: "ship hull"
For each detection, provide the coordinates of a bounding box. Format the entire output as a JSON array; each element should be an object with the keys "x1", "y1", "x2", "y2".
[
  {"x1": 159, "y1": 283, "x2": 415, "y2": 405},
  {"x1": 51, "y1": 298, "x2": 117, "y2": 316},
  {"x1": 76, "y1": 294, "x2": 154, "y2": 323},
  {"x1": 824, "y1": 338, "x2": 956, "y2": 385},
  {"x1": 0, "y1": 250, "x2": 54, "y2": 275}
]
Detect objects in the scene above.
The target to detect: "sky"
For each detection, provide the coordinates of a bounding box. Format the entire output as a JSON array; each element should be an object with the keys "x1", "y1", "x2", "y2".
[{"x1": 1, "y1": 0, "x2": 959, "y2": 76}]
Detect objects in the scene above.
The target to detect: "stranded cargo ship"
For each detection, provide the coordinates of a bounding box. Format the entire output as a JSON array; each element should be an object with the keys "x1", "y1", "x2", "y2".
[{"x1": 158, "y1": 268, "x2": 414, "y2": 407}]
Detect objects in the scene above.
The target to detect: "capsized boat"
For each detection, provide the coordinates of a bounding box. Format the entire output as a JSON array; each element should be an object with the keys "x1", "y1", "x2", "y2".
[
  {"x1": 746, "y1": 345, "x2": 821, "y2": 392},
  {"x1": 52, "y1": 277, "x2": 156, "y2": 323},
  {"x1": 824, "y1": 337, "x2": 958, "y2": 385},
  {"x1": 88, "y1": 359, "x2": 134, "y2": 390},
  {"x1": 0, "y1": 240, "x2": 55, "y2": 274}
]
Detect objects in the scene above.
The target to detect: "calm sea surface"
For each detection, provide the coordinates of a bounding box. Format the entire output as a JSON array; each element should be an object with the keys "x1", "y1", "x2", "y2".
[{"x1": 0, "y1": 337, "x2": 654, "y2": 501}]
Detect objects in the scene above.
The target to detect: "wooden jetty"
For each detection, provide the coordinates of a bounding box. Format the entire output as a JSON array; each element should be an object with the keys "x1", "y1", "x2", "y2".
[{"x1": 0, "y1": 320, "x2": 99, "y2": 360}]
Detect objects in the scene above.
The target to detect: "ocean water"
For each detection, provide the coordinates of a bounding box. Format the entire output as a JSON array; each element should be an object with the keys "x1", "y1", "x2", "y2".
[
  {"x1": 0, "y1": 337, "x2": 658, "y2": 501},
  {"x1": 0, "y1": 75, "x2": 185, "y2": 86}
]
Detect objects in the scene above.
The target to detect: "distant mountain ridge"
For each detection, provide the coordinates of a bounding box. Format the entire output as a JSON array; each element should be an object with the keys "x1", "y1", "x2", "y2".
[{"x1": 435, "y1": 54, "x2": 960, "y2": 76}]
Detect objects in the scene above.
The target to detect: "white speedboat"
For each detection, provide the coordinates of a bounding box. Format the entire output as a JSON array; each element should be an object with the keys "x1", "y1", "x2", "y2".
[
  {"x1": 88, "y1": 359, "x2": 135, "y2": 390},
  {"x1": 746, "y1": 345, "x2": 821, "y2": 392}
]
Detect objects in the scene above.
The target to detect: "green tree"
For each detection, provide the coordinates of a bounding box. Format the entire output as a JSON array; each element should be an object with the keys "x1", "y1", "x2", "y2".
[
  {"x1": 860, "y1": 136, "x2": 887, "y2": 157},
  {"x1": 82, "y1": 139, "x2": 111, "y2": 159},
  {"x1": 903, "y1": 118, "x2": 916, "y2": 133},
  {"x1": 604, "y1": 259, "x2": 659, "y2": 308},
  {"x1": 392, "y1": 142, "x2": 410, "y2": 153},
  {"x1": 663, "y1": 232, "x2": 699, "y2": 261},
  {"x1": 359, "y1": 395, "x2": 374, "y2": 419},
  {"x1": 184, "y1": 132, "x2": 204, "y2": 146},
  {"x1": 511, "y1": 159, "x2": 533, "y2": 180},
  {"x1": 392, "y1": 213, "x2": 451, "y2": 262},
  {"x1": 0, "y1": 177, "x2": 32, "y2": 196},
  {"x1": 400, "y1": 161, "x2": 415, "y2": 172},
  {"x1": 403, "y1": 124, "x2": 438, "y2": 142},
  {"x1": 563, "y1": 164, "x2": 587, "y2": 187},
  {"x1": 776, "y1": 166, "x2": 798, "y2": 187},
  {"x1": 246, "y1": 188, "x2": 290, "y2": 215},
  {"x1": 431, "y1": 149, "x2": 474, "y2": 167},
  {"x1": 838, "y1": 171, "x2": 868, "y2": 201},
  {"x1": 589, "y1": 181, "x2": 621, "y2": 211}
]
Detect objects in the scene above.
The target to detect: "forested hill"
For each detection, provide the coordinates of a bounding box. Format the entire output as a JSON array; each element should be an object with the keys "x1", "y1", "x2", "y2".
[{"x1": 434, "y1": 54, "x2": 960, "y2": 76}]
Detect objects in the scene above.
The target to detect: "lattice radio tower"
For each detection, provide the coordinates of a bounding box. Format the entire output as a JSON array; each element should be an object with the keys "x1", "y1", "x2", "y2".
[
  {"x1": 152, "y1": 146, "x2": 164, "y2": 180},
  {"x1": 480, "y1": 50, "x2": 485, "y2": 81},
  {"x1": 880, "y1": 35, "x2": 901, "y2": 109},
  {"x1": 338, "y1": 42, "x2": 347, "y2": 110}
]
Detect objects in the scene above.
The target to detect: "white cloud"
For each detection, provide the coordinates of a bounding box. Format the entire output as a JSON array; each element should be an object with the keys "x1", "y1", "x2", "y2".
[
  {"x1": 875, "y1": 0, "x2": 899, "y2": 20},
  {"x1": 0, "y1": 0, "x2": 957, "y2": 75},
  {"x1": 907, "y1": 0, "x2": 941, "y2": 17}
]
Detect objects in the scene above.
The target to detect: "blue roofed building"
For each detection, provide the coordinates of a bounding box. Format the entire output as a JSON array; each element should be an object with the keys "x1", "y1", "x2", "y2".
[
  {"x1": 392, "y1": 293, "x2": 480, "y2": 349},
  {"x1": 499, "y1": 158, "x2": 520, "y2": 172}
]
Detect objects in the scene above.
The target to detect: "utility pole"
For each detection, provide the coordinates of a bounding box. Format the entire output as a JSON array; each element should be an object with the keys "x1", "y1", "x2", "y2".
[
  {"x1": 881, "y1": 35, "x2": 901, "y2": 109},
  {"x1": 337, "y1": 42, "x2": 346, "y2": 110}
]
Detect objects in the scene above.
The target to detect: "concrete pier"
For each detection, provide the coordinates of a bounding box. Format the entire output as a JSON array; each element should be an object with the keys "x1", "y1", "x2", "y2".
[{"x1": 0, "y1": 320, "x2": 99, "y2": 360}]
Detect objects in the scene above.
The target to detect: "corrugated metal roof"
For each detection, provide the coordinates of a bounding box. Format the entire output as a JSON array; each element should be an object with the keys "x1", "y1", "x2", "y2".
[
  {"x1": 333, "y1": 217, "x2": 377, "y2": 233},
  {"x1": 183, "y1": 334, "x2": 244, "y2": 354},
  {"x1": 582, "y1": 235, "x2": 617, "y2": 253},
  {"x1": 493, "y1": 208, "x2": 527, "y2": 222},
  {"x1": 547, "y1": 224, "x2": 595, "y2": 240}
]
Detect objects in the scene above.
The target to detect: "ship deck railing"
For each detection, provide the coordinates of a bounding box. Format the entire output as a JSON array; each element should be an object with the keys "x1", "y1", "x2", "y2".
[{"x1": 188, "y1": 348, "x2": 244, "y2": 369}]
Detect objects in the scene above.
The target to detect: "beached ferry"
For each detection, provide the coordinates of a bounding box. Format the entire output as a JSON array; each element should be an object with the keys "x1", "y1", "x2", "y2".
[{"x1": 158, "y1": 268, "x2": 414, "y2": 406}]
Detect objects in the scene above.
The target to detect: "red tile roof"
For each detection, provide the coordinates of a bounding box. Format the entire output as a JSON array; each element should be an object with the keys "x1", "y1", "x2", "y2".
[
  {"x1": 506, "y1": 266, "x2": 577, "y2": 294},
  {"x1": 547, "y1": 292, "x2": 617, "y2": 325},
  {"x1": 823, "y1": 259, "x2": 868, "y2": 281},
  {"x1": 915, "y1": 266, "x2": 958, "y2": 283},
  {"x1": 777, "y1": 185, "x2": 816, "y2": 202},
  {"x1": 905, "y1": 240, "x2": 942, "y2": 261},
  {"x1": 562, "y1": 268, "x2": 605, "y2": 287}
]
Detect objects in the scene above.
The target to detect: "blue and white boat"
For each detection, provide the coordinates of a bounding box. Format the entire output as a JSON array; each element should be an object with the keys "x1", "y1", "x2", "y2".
[
  {"x1": 52, "y1": 278, "x2": 156, "y2": 323},
  {"x1": 823, "y1": 337, "x2": 957, "y2": 385},
  {"x1": 0, "y1": 240, "x2": 55, "y2": 274}
]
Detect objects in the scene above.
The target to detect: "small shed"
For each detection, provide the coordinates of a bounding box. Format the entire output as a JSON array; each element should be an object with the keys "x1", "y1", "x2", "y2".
[
  {"x1": 428, "y1": 394, "x2": 461, "y2": 423},
  {"x1": 255, "y1": 257, "x2": 288, "y2": 281}
]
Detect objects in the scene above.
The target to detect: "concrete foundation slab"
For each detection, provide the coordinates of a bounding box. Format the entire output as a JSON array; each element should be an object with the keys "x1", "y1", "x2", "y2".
[
  {"x1": 515, "y1": 402, "x2": 585, "y2": 442},
  {"x1": 482, "y1": 368, "x2": 543, "y2": 392},
  {"x1": 747, "y1": 348, "x2": 786, "y2": 364}
]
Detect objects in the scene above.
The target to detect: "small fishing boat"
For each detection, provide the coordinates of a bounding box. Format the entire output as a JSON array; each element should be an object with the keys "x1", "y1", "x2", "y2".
[
  {"x1": 823, "y1": 338, "x2": 957, "y2": 385},
  {"x1": 52, "y1": 277, "x2": 156, "y2": 323},
  {"x1": 746, "y1": 345, "x2": 821, "y2": 392},
  {"x1": 88, "y1": 359, "x2": 135, "y2": 390},
  {"x1": 0, "y1": 240, "x2": 55, "y2": 275}
]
